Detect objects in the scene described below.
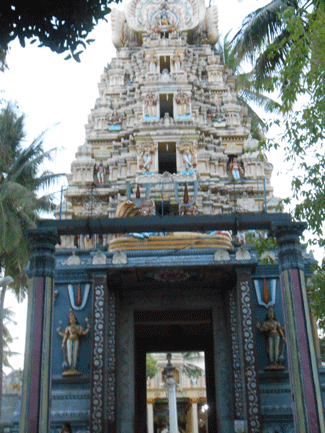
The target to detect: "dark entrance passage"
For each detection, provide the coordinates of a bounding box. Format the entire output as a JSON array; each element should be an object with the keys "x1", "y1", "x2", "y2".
[{"x1": 134, "y1": 310, "x2": 218, "y2": 433}]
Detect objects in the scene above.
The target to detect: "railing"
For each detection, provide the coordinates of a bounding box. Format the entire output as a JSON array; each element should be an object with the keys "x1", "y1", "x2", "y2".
[{"x1": 58, "y1": 178, "x2": 268, "y2": 220}]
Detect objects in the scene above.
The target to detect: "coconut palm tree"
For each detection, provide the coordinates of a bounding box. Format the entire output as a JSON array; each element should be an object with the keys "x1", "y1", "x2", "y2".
[
  {"x1": 0, "y1": 102, "x2": 63, "y2": 416},
  {"x1": 231, "y1": 0, "x2": 325, "y2": 85},
  {"x1": 216, "y1": 33, "x2": 282, "y2": 142},
  {"x1": 2, "y1": 307, "x2": 19, "y2": 370},
  {"x1": 231, "y1": 0, "x2": 301, "y2": 80},
  {"x1": 0, "y1": 102, "x2": 62, "y2": 287}
]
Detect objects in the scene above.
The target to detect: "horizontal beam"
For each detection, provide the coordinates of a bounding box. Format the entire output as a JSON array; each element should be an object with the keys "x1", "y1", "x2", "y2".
[{"x1": 37, "y1": 213, "x2": 295, "y2": 236}]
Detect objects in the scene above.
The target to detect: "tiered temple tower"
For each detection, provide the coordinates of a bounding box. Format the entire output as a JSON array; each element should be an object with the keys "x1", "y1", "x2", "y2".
[
  {"x1": 17, "y1": 1, "x2": 325, "y2": 433},
  {"x1": 62, "y1": 0, "x2": 277, "y2": 237}
]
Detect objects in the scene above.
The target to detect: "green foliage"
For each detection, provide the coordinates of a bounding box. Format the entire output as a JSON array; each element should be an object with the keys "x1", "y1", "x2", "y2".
[
  {"x1": 215, "y1": 33, "x2": 282, "y2": 144},
  {"x1": 319, "y1": 336, "x2": 325, "y2": 361},
  {"x1": 0, "y1": 102, "x2": 63, "y2": 293},
  {"x1": 180, "y1": 352, "x2": 203, "y2": 379},
  {"x1": 233, "y1": 2, "x2": 325, "y2": 248},
  {"x1": 269, "y1": 8, "x2": 325, "y2": 245},
  {"x1": 2, "y1": 307, "x2": 18, "y2": 369},
  {"x1": 0, "y1": 0, "x2": 121, "y2": 60},
  {"x1": 308, "y1": 260, "x2": 325, "y2": 331},
  {"x1": 146, "y1": 353, "x2": 158, "y2": 379},
  {"x1": 232, "y1": 2, "x2": 325, "y2": 321},
  {"x1": 245, "y1": 231, "x2": 277, "y2": 264},
  {"x1": 0, "y1": 102, "x2": 24, "y2": 174}
]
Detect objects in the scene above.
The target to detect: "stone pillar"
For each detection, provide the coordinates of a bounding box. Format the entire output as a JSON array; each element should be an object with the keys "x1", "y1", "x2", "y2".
[
  {"x1": 147, "y1": 399, "x2": 155, "y2": 433},
  {"x1": 19, "y1": 228, "x2": 58, "y2": 433},
  {"x1": 166, "y1": 378, "x2": 179, "y2": 433},
  {"x1": 90, "y1": 274, "x2": 116, "y2": 433},
  {"x1": 191, "y1": 401, "x2": 199, "y2": 433},
  {"x1": 236, "y1": 269, "x2": 262, "y2": 433},
  {"x1": 273, "y1": 223, "x2": 325, "y2": 432}
]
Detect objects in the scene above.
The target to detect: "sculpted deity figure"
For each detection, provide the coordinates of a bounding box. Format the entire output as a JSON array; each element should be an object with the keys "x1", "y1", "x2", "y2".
[
  {"x1": 143, "y1": 93, "x2": 158, "y2": 117},
  {"x1": 146, "y1": 53, "x2": 158, "y2": 72},
  {"x1": 230, "y1": 156, "x2": 244, "y2": 181},
  {"x1": 179, "y1": 143, "x2": 196, "y2": 171},
  {"x1": 139, "y1": 142, "x2": 156, "y2": 172},
  {"x1": 257, "y1": 306, "x2": 286, "y2": 370},
  {"x1": 175, "y1": 92, "x2": 190, "y2": 116},
  {"x1": 57, "y1": 309, "x2": 91, "y2": 376},
  {"x1": 172, "y1": 53, "x2": 182, "y2": 71},
  {"x1": 94, "y1": 161, "x2": 106, "y2": 184}
]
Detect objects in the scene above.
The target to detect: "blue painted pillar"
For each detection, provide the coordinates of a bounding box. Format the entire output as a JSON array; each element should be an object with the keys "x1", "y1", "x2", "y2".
[
  {"x1": 19, "y1": 228, "x2": 58, "y2": 433},
  {"x1": 273, "y1": 223, "x2": 325, "y2": 432}
]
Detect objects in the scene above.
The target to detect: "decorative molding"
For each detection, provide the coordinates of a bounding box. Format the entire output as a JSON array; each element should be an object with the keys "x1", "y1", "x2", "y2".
[
  {"x1": 253, "y1": 279, "x2": 277, "y2": 309},
  {"x1": 214, "y1": 248, "x2": 230, "y2": 262},
  {"x1": 63, "y1": 252, "x2": 81, "y2": 266},
  {"x1": 112, "y1": 251, "x2": 127, "y2": 265},
  {"x1": 68, "y1": 284, "x2": 91, "y2": 310},
  {"x1": 271, "y1": 223, "x2": 305, "y2": 271},
  {"x1": 238, "y1": 277, "x2": 261, "y2": 432},
  {"x1": 228, "y1": 290, "x2": 244, "y2": 419},
  {"x1": 27, "y1": 227, "x2": 59, "y2": 277},
  {"x1": 92, "y1": 250, "x2": 107, "y2": 265},
  {"x1": 236, "y1": 247, "x2": 251, "y2": 261},
  {"x1": 91, "y1": 283, "x2": 105, "y2": 432},
  {"x1": 106, "y1": 291, "x2": 116, "y2": 422}
]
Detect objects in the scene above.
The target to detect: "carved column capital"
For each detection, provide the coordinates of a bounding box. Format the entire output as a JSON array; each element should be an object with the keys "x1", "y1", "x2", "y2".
[
  {"x1": 27, "y1": 227, "x2": 59, "y2": 277},
  {"x1": 271, "y1": 222, "x2": 306, "y2": 271}
]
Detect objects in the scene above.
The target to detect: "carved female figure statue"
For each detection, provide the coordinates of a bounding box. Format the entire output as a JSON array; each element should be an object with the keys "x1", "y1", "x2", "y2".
[
  {"x1": 256, "y1": 306, "x2": 286, "y2": 370},
  {"x1": 57, "y1": 309, "x2": 91, "y2": 376}
]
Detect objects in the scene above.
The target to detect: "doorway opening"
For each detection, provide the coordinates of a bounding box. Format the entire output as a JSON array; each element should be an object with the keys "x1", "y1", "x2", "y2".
[
  {"x1": 158, "y1": 142, "x2": 176, "y2": 174},
  {"x1": 160, "y1": 94, "x2": 174, "y2": 119},
  {"x1": 134, "y1": 310, "x2": 217, "y2": 433},
  {"x1": 146, "y1": 352, "x2": 208, "y2": 433},
  {"x1": 160, "y1": 56, "x2": 171, "y2": 73}
]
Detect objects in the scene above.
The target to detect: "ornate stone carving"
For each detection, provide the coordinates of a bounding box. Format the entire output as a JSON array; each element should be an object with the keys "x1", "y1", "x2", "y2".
[
  {"x1": 239, "y1": 279, "x2": 261, "y2": 432},
  {"x1": 271, "y1": 223, "x2": 306, "y2": 271},
  {"x1": 178, "y1": 142, "x2": 197, "y2": 171},
  {"x1": 106, "y1": 291, "x2": 116, "y2": 422},
  {"x1": 63, "y1": 252, "x2": 81, "y2": 266},
  {"x1": 56, "y1": 310, "x2": 90, "y2": 376},
  {"x1": 228, "y1": 290, "x2": 244, "y2": 419},
  {"x1": 112, "y1": 251, "x2": 128, "y2": 265},
  {"x1": 138, "y1": 141, "x2": 156, "y2": 172},
  {"x1": 256, "y1": 305, "x2": 286, "y2": 370},
  {"x1": 27, "y1": 227, "x2": 59, "y2": 277},
  {"x1": 236, "y1": 247, "x2": 251, "y2": 261},
  {"x1": 92, "y1": 250, "x2": 107, "y2": 265},
  {"x1": 91, "y1": 283, "x2": 105, "y2": 431},
  {"x1": 214, "y1": 248, "x2": 230, "y2": 262},
  {"x1": 143, "y1": 93, "x2": 158, "y2": 118},
  {"x1": 68, "y1": 283, "x2": 91, "y2": 310}
]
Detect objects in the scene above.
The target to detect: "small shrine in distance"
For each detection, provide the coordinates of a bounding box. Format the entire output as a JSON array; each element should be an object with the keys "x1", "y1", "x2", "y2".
[{"x1": 16, "y1": 0, "x2": 325, "y2": 432}]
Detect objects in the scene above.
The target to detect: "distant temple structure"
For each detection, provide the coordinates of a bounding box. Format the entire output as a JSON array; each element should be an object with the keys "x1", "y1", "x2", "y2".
[{"x1": 12, "y1": 0, "x2": 325, "y2": 432}]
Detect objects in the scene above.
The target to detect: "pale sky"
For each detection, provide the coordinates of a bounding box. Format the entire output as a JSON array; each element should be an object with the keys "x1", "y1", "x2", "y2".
[{"x1": 1, "y1": 0, "x2": 294, "y2": 372}]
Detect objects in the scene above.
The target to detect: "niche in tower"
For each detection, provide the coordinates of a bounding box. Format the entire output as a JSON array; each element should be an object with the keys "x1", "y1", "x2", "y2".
[
  {"x1": 160, "y1": 55, "x2": 171, "y2": 73},
  {"x1": 158, "y1": 142, "x2": 176, "y2": 174},
  {"x1": 160, "y1": 93, "x2": 174, "y2": 119}
]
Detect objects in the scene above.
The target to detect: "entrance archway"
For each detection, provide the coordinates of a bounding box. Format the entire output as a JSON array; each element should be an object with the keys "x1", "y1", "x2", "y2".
[
  {"x1": 115, "y1": 273, "x2": 236, "y2": 433},
  {"x1": 134, "y1": 310, "x2": 218, "y2": 433}
]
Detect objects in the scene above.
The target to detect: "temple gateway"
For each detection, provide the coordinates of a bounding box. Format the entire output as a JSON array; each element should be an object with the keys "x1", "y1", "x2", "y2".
[{"x1": 16, "y1": 0, "x2": 325, "y2": 432}]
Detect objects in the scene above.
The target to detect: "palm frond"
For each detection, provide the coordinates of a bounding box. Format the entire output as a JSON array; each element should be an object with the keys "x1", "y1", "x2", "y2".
[{"x1": 232, "y1": 0, "x2": 298, "y2": 63}]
